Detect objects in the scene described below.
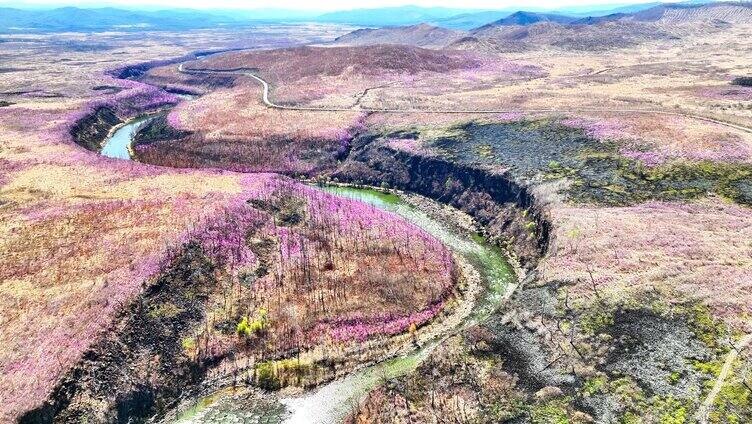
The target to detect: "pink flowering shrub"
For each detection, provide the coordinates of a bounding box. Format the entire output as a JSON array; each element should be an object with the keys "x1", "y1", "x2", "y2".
[
  {"x1": 70, "y1": 76, "x2": 179, "y2": 122},
  {"x1": 107, "y1": 78, "x2": 179, "y2": 115},
  {"x1": 0, "y1": 165, "x2": 456, "y2": 420},
  {"x1": 170, "y1": 178, "x2": 456, "y2": 359},
  {"x1": 165, "y1": 109, "x2": 184, "y2": 129},
  {"x1": 560, "y1": 117, "x2": 629, "y2": 141},
  {"x1": 321, "y1": 302, "x2": 446, "y2": 343},
  {"x1": 496, "y1": 112, "x2": 525, "y2": 122},
  {"x1": 620, "y1": 149, "x2": 667, "y2": 166},
  {"x1": 134, "y1": 94, "x2": 367, "y2": 174},
  {"x1": 621, "y1": 140, "x2": 752, "y2": 166},
  {"x1": 697, "y1": 85, "x2": 752, "y2": 101},
  {"x1": 562, "y1": 114, "x2": 752, "y2": 166},
  {"x1": 387, "y1": 137, "x2": 425, "y2": 154},
  {"x1": 543, "y1": 200, "x2": 752, "y2": 332}
]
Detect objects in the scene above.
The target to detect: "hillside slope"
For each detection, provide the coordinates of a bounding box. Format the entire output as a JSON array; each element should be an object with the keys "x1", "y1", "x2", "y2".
[
  {"x1": 478, "y1": 10, "x2": 577, "y2": 27},
  {"x1": 630, "y1": 2, "x2": 752, "y2": 24},
  {"x1": 332, "y1": 23, "x2": 467, "y2": 48}
]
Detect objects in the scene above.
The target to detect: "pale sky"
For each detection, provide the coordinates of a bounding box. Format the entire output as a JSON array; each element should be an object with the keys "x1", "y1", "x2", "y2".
[{"x1": 4, "y1": 0, "x2": 679, "y2": 12}]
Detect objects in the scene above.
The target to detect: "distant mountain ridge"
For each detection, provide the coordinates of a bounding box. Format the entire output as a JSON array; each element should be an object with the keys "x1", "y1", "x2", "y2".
[
  {"x1": 0, "y1": 2, "x2": 748, "y2": 33},
  {"x1": 628, "y1": 2, "x2": 752, "y2": 23},
  {"x1": 431, "y1": 10, "x2": 520, "y2": 30},
  {"x1": 473, "y1": 11, "x2": 577, "y2": 31},
  {"x1": 329, "y1": 1, "x2": 751, "y2": 53},
  {"x1": 554, "y1": 1, "x2": 752, "y2": 25},
  {"x1": 332, "y1": 23, "x2": 466, "y2": 48},
  {"x1": 315, "y1": 5, "x2": 482, "y2": 27},
  {"x1": 0, "y1": 6, "x2": 248, "y2": 32},
  {"x1": 471, "y1": 1, "x2": 752, "y2": 31}
]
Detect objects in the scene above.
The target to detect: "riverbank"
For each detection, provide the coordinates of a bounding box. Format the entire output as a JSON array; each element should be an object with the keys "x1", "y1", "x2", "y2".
[
  {"x1": 30, "y1": 86, "x2": 489, "y2": 420},
  {"x1": 61, "y1": 74, "x2": 545, "y2": 422},
  {"x1": 159, "y1": 184, "x2": 516, "y2": 423},
  {"x1": 161, "y1": 250, "x2": 480, "y2": 423},
  {"x1": 63, "y1": 67, "x2": 556, "y2": 423},
  {"x1": 331, "y1": 136, "x2": 549, "y2": 270}
]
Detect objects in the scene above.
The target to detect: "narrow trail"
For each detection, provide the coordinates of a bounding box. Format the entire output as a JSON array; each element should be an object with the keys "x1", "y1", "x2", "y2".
[
  {"x1": 178, "y1": 64, "x2": 752, "y2": 135},
  {"x1": 697, "y1": 333, "x2": 752, "y2": 423}
]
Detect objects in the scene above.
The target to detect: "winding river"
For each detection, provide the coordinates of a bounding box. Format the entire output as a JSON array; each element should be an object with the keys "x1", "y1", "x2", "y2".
[
  {"x1": 101, "y1": 114, "x2": 159, "y2": 159},
  {"x1": 101, "y1": 93, "x2": 192, "y2": 159},
  {"x1": 100, "y1": 114, "x2": 516, "y2": 424},
  {"x1": 281, "y1": 187, "x2": 516, "y2": 423},
  {"x1": 169, "y1": 188, "x2": 516, "y2": 424}
]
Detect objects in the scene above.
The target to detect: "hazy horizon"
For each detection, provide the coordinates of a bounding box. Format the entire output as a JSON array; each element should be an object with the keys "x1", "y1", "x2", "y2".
[{"x1": 0, "y1": 0, "x2": 687, "y2": 12}]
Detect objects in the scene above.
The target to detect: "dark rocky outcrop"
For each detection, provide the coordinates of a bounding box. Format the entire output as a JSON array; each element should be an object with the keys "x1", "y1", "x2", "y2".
[
  {"x1": 732, "y1": 76, "x2": 752, "y2": 87},
  {"x1": 132, "y1": 114, "x2": 191, "y2": 147},
  {"x1": 479, "y1": 295, "x2": 577, "y2": 392},
  {"x1": 333, "y1": 135, "x2": 550, "y2": 268},
  {"x1": 70, "y1": 107, "x2": 121, "y2": 152},
  {"x1": 19, "y1": 243, "x2": 219, "y2": 424},
  {"x1": 602, "y1": 309, "x2": 712, "y2": 397}
]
